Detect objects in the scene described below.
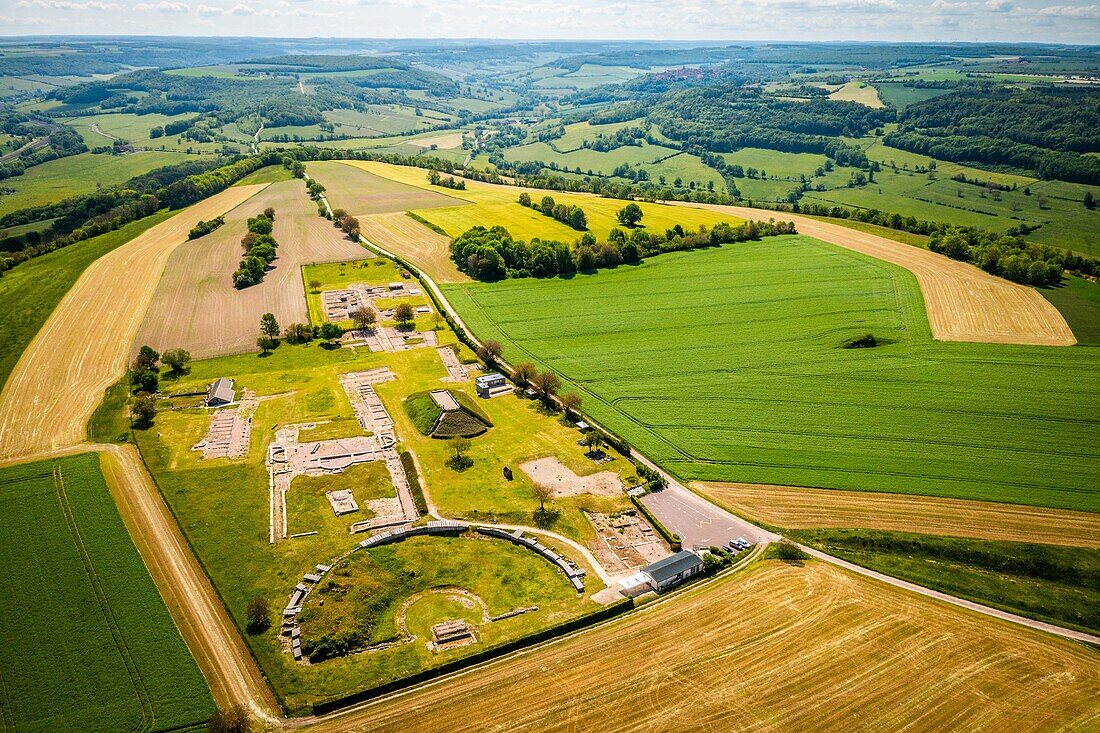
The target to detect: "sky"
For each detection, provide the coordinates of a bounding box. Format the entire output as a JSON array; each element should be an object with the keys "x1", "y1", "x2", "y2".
[{"x1": 1, "y1": 0, "x2": 1099, "y2": 44}]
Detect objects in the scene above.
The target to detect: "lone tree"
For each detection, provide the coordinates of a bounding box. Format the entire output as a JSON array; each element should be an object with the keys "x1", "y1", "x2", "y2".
[
  {"x1": 585, "y1": 430, "x2": 605, "y2": 455},
  {"x1": 161, "y1": 348, "x2": 191, "y2": 374},
  {"x1": 308, "y1": 279, "x2": 321, "y2": 292},
  {"x1": 260, "y1": 312, "x2": 280, "y2": 340},
  {"x1": 245, "y1": 596, "x2": 270, "y2": 634},
  {"x1": 561, "y1": 392, "x2": 582, "y2": 421},
  {"x1": 532, "y1": 481, "x2": 554, "y2": 514},
  {"x1": 256, "y1": 335, "x2": 276, "y2": 356},
  {"x1": 531, "y1": 370, "x2": 561, "y2": 407},
  {"x1": 446, "y1": 436, "x2": 473, "y2": 471},
  {"x1": 512, "y1": 361, "x2": 537, "y2": 389},
  {"x1": 617, "y1": 202, "x2": 643, "y2": 228},
  {"x1": 283, "y1": 323, "x2": 314, "y2": 344},
  {"x1": 349, "y1": 306, "x2": 376, "y2": 332},
  {"x1": 394, "y1": 302, "x2": 415, "y2": 329},
  {"x1": 477, "y1": 338, "x2": 502, "y2": 368},
  {"x1": 318, "y1": 322, "x2": 342, "y2": 343},
  {"x1": 131, "y1": 396, "x2": 157, "y2": 428}
]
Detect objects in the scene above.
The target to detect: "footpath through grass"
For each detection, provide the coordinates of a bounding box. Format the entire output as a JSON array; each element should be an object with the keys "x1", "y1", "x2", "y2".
[
  {"x1": 0, "y1": 210, "x2": 173, "y2": 393},
  {"x1": 444, "y1": 234, "x2": 1100, "y2": 513},
  {"x1": 0, "y1": 453, "x2": 213, "y2": 732},
  {"x1": 791, "y1": 529, "x2": 1100, "y2": 635}
]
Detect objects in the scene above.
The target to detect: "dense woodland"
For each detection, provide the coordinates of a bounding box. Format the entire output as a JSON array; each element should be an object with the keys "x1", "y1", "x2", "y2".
[{"x1": 887, "y1": 87, "x2": 1100, "y2": 183}]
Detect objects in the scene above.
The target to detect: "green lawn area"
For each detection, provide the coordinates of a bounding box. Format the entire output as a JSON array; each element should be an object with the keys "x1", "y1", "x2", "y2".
[
  {"x1": 873, "y1": 82, "x2": 954, "y2": 109},
  {"x1": 444, "y1": 234, "x2": 1100, "y2": 513},
  {"x1": 0, "y1": 151, "x2": 193, "y2": 218},
  {"x1": 503, "y1": 140, "x2": 681, "y2": 175},
  {"x1": 791, "y1": 529, "x2": 1100, "y2": 635},
  {"x1": 0, "y1": 210, "x2": 174, "y2": 392},
  {"x1": 297, "y1": 535, "x2": 591, "y2": 674},
  {"x1": 0, "y1": 453, "x2": 213, "y2": 732},
  {"x1": 136, "y1": 325, "x2": 628, "y2": 713}
]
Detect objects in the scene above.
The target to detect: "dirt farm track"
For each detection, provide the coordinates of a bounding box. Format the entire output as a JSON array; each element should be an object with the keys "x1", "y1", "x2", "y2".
[
  {"x1": 673, "y1": 202, "x2": 1076, "y2": 347},
  {"x1": 0, "y1": 184, "x2": 267, "y2": 460}
]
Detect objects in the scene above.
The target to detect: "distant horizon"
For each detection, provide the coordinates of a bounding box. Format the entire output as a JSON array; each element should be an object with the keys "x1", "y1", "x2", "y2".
[
  {"x1": 2, "y1": 0, "x2": 1098, "y2": 45},
  {"x1": 0, "y1": 34, "x2": 1098, "y2": 46}
]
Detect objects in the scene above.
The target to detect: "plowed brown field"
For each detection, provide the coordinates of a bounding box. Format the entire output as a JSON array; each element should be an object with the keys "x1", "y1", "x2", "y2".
[
  {"x1": 306, "y1": 560, "x2": 1100, "y2": 732},
  {"x1": 134, "y1": 179, "x2": 366, "y2": 359},
  {"x1": 672, "y1": 202, "x2": 1075, "y2": 346},
  {"x1": 697, "y1": 482, "x2": 1100, "y2": 548},
  {"x1": 359, "y1": 211, "x2": 469, "y2": 283},
  {"x1": 0, "y1": 185, "x2": 266, "y2": 459}
]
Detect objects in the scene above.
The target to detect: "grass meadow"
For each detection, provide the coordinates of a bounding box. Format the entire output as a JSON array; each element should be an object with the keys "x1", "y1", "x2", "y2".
[
  {"x1": 444, "y1": 234, "x2": 1100, "y2": 513},
  {"x1": 136, "y1": 332, "x2": 626, "y2": 712},
  {"x1": 0, "y1": 151, "x2": 192, "y2": 218},
  {"x1": 0, "y1": 453, "x2": 213, "y2": 732}
]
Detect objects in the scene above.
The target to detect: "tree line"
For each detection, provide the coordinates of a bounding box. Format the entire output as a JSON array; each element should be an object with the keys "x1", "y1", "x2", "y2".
[
  {"x1": 517, "y1": 192, "x2": 588, "y2": 230},
  {"x1": 929, "y1": 228, "x2": 1067, "y2": 286},
  {"x1": 450, "y1": 215, "x2": 796, "y2": 281},
  {"x1": 233, "y1": 208, "x2": 278, "y2": 288}
]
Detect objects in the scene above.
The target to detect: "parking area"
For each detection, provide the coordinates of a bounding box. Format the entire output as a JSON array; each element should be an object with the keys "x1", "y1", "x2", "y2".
[{"x1": 640, "y1": 485, "x2": 778, "y2": 549}]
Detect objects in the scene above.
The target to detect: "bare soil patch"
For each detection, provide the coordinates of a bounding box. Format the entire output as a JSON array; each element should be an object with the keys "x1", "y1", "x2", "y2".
[
  {"x1": 135, "y1": 179, "x2": 365, "y2": 360},
  {"x1": 307, "y1": 160, "x2": 460, "y2": 218},
  {"x1": 0, "y1": 184, "x2": 267, "y2": 459},
  {"x1": 359, "y1": 211, "x2": 469, "y2": 284},
  {"x1": 672, "y1": 202, "x2": 1075, "y2": 346},
  {"x1": 520, "y1": 456, "x2": 622, "y2": 498},
  {"x1": 697, "y1": 482, "x2": 1100, "y2": 548}
]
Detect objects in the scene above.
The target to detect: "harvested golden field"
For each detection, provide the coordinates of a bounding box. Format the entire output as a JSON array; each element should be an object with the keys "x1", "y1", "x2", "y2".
[
  {"x1": 307, "y1": 160, "x2": 460, "y2": 218},
  {"x1": 308, "y1": 560, "x2": 1100, "y2": 732},
  {"x1": 359, "y1": 211, "x2": 470, "y2": 283},
  {"x1": 0, "y1": 185, "x2": 267, "y2": 459},
  {"x1": 697, "y1": 482, "x2": 1100, "y2": 548},
  {"x1": 135, "y1": 179, "x2": 366, "y2": 359},
  {"x1": 673, "y1": 202, "x2": 1075, "y2": 346}
]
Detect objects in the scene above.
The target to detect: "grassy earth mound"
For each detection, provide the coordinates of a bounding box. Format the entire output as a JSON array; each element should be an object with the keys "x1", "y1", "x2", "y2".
[{"x1": 404, "y1": 390, "x2": 492, "y2": 438}]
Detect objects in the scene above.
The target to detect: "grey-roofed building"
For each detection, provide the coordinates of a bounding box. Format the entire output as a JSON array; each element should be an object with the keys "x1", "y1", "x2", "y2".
[
  {"x1": 641, "y1": 550, "x2": 703, "y2": 592},
  {"x1": 475, "y1": 372, "x2": 513, "y2": 398},
  {"x1": 206, "y1": 377, "x2": 236, "y2": 406}
]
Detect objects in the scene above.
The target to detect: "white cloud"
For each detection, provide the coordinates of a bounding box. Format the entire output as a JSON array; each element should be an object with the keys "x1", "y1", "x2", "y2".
[
  {"x1": 133, "y1": 0, "x2": 189, "y2": 11},
  {"x1": 14, "y1": 0, "x2": 122, "y2": 8}
]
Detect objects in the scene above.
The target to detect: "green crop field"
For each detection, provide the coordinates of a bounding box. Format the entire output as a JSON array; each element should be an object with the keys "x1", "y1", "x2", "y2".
[
  {"x1": 503, "y1": 140, "x2": 680, "y2": 174},
  {"x1": 445, "y1": 235, "x2": 1100, "y2": 513},
  {"x1": 0, "y1": 453, "x2": 213, "y2": 732},
  {"x1": 873, "y1": 82, "x2": 955, "y2": 108},
  {"x1": 1040, "y1": 276, "x2": 1100, "y2": 347},
  {"x1": 0, "y1": 151, "x2": 193, "y2": 218},
  {"x1": 0, "y1": 210, "x2": 174, "y2": 392}
]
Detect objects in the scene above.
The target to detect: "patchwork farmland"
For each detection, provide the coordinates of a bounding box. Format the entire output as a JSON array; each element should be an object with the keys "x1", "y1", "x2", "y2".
[
  {"x1": 134, "y1": 177, "x2": 365, "y2": 359},
  {"x1": 445, "y1": 235, "x2": 1100, "y2": 512},
  {"x1": 0, "y1": 453, "x2": 213, "y2": 732}
]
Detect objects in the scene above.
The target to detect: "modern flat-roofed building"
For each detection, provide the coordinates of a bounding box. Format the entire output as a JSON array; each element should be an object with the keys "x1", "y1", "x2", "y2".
[{"x1": 475, "y1": 372, "x2": 513, "y2": 399}]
